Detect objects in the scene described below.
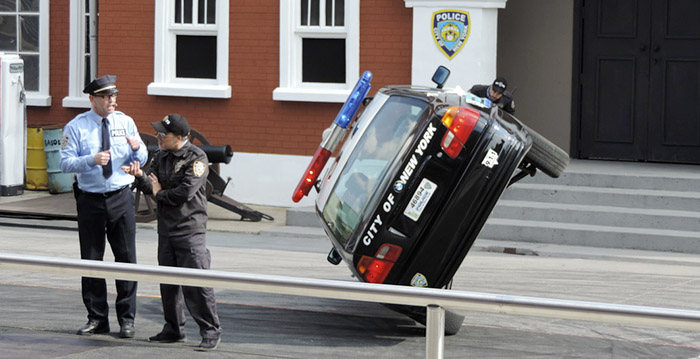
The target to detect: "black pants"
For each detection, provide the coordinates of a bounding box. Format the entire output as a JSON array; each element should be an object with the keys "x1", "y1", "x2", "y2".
[
  {"x1": 158, "y1": 232, "x2": 222, "y2": 340},
  {"x1": 76, "y1": 187, "x2": 137, "y2": 326}
]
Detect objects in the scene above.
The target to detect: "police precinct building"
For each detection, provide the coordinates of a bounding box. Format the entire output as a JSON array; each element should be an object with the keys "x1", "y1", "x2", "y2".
[{"x1": 12, "y1": 0, "x2": 700, "y2": 207}]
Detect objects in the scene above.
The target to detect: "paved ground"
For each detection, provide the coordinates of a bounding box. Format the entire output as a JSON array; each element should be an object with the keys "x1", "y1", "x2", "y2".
[{"x1": 0, "y1": 190, "x2": 699, "y2": 358}]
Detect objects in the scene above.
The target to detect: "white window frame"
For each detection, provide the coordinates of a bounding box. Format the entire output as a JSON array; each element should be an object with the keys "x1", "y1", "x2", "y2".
[
  {"x1": 148, "y1": 0, "x2": 230, "y2": 98},
  {"x1": 0, "y1": 0, "x2": 51, "y2": 106},
  {"x1": 63, "y1": 0, "x2": 92, "y2": 108},
  {"x1": 273, "y1": 0, "x2": 359, "y2": 103}
]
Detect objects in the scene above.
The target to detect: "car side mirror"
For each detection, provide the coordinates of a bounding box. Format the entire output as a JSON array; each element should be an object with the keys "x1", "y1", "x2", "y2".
[{"x1": 432, "y1": 66, "x2": 450, "y2": 89}]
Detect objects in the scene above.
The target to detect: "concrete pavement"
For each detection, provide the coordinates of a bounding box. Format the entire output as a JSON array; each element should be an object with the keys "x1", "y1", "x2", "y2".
[{"x1": 0, "y1": 190, "x2": 700, "y2": 358}]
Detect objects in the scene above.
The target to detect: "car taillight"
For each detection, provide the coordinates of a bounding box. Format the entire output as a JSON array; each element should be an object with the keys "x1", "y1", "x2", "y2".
[
  {"x1": 291, "y1": 71, "x2": 373, "y2": 202},
  {"x1": 356, "y1": 244, "x2": 402, "y2": 284},
  {"x1": 440, "y1": 106, "x2": 480, "y2": 158}
]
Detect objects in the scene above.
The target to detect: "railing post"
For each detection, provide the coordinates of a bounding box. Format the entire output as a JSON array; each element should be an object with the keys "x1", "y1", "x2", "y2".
[{"x1": 425, "y1": 304, "x2": 445, "y2": 359}]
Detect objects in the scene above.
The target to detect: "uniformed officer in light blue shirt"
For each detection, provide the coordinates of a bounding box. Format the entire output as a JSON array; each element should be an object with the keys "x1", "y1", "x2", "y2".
[{"x1": 59, "y1": 74, "x2": 147, "y2": 339}]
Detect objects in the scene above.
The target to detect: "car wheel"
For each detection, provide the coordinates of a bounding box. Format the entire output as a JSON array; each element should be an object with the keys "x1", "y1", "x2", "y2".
[{"x1": 522, "y1": 124, "x2": 570, "y2": 178}]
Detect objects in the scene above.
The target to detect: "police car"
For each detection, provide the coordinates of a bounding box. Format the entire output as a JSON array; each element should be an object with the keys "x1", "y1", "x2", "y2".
[{"x1": 293, "y1": 67, "x2": 568, "y2": 334}]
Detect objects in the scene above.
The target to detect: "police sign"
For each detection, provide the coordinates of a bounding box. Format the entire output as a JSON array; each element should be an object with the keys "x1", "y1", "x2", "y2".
[{"x1": 431, "y1": 9, "x2": 470, "y2": 60}]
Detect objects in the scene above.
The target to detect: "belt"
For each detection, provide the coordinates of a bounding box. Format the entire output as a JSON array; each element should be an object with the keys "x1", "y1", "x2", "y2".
[{"x1": 82, "y1": 185, "x2": 129, "y2": 198}]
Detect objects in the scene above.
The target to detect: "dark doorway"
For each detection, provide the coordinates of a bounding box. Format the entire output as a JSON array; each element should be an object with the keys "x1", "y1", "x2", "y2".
[{"x1": 577, "y1": 0, "x2": 700, "y2": 164}]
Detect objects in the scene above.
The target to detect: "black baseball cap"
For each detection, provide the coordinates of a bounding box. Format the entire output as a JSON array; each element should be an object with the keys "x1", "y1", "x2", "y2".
[
  {"x1": 492, "y1": 77, "x2": 508, "y2": 94},
  {"x1": 83, "y1": 74, "x2": 119, "y2": 95},
  {"x1": 151, "y1": 113, "x2": 191, "y2": 137}
]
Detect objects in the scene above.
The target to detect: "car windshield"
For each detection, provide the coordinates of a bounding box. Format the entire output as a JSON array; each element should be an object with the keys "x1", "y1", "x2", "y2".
[{"x1": 322, "y1": 95, "x2": 429, "y2": 247}]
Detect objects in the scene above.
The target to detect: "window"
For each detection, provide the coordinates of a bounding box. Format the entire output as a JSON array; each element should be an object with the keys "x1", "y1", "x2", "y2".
[
  {"x1": 63, "y1": 0, "x2": 97, "y2": 108},
  {"x1": 148, "y1": 0, "x2": 230, "y2": 98},
  {"x1": 0, "y1": 0, "x2": 50, "y2": 106},
  {"x1": 274, "y1": 0, "x2": 359, "y2": 103}
]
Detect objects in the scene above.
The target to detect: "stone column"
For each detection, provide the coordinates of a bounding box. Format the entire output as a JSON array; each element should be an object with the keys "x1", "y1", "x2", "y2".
[{"x1": 404, "y1": 0, "x2": 507, "y2": 90}]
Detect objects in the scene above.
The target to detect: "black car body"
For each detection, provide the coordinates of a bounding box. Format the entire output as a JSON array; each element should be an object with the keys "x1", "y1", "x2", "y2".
[
  {"x1": 293, "y1": 68, "x2": 568, "y2": 332},
  {"x1": 315, "y1": 85, "x2": 533, "y2": 289}
]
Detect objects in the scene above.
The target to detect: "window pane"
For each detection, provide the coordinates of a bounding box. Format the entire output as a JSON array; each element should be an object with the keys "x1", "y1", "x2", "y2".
[
  {"x1": 176, "y1": 35, "x2": 216, "y2": 79},
  {"x1": 206, "y1": 0, "x2": 215, "y2": 24},
  {"x1": 20, "y1": 0, "x2": 37, "y2": 12},
  {"x1": 300, "y1": 0, "x2": 307, "y2": 26},
  {"x1": 175, "y1": 0, "x2": 181, "y2": 23},
  {"x1": 0, "y1": 1, "x2": 16, "y2": 11},
  {"x1": 310, "y1": 0, "x2": 319, "y2": 26},
  {"x1": 184, "y1": 0, "x2": 192, "y2": 24},
  {"x1": 84, "y1": 55, "x2": 91, "y2": 87},
  {"x1": 302, "y1": 38, "x2": 345, "y2": 83},
  {"x1": 197, "y1": 0, "x2": 204, "y2": 24},
  {"x1": 335, "y1": 0, "x2": 344, "y2": 26},
  {"x1": 19, "y1": 54, "x2": 37, "y2": 91},
  {"x1": 19, "y1": 15, "x2": 38, "y2": 51},
  {"x1": 325, "y1": 0, "x2": 331, "y2": 26},
  {"x1": 0, "y1": 15, "x2": 17, "y2": 51}
]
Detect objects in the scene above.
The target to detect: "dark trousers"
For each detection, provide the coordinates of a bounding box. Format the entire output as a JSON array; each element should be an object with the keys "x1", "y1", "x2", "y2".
[
  {"x1": 76, "y1": 187, "x2": 137, "y2": 326},
  {"x1": 158, "y1": 232, "x2": 222, "y2": 339}
]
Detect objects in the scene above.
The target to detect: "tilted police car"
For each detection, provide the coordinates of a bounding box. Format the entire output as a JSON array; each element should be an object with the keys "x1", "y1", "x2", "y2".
[{"x1": 293, "y1": 67, "x2": 568, "y2": 334}]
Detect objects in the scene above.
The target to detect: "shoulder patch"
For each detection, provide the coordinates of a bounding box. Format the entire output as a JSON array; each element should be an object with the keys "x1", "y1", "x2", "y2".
[
  {"x1": 193, "y1": 160, "x2": 206, "y2": 177},
  {"x1": 61, "y1": 135, "x2": 69, "y2": 150}
]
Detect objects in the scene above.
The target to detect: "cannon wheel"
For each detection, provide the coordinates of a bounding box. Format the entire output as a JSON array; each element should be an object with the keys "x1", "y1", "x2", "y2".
[{"x1": 133, "y1": 133, "x2": 159, "y2": 223}]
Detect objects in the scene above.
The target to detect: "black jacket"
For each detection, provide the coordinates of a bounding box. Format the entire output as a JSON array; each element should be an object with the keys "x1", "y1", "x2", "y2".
[
  {"x1": 469, "y1": 84, "x2": 515, "y2": 115},
  {"x1": 135, "y1": 141, "x2": 209, "y2": 236}
]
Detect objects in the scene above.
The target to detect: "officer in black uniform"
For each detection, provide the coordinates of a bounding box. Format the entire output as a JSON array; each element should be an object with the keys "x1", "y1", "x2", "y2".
[
  {"x1": 469, "y1": 77, "x2": 516, "y2": 115},
  {"x1": 59, "y1": 75, "x2": 148, "y2": 338},
  {"x1": 122, "y1": 114, "x2": 222, "y2": 351}
]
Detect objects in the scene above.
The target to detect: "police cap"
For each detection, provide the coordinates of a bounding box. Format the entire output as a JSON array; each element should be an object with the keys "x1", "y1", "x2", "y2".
[
  {"x1": 83, "y1": 74, "x2": 119, "y2": 95},
  {"x1": 151, "y1": 113, "x2": 191, "y2": 137},
  {"x1": 492, "y1": 77, "x2": 508, "y2": 94}
]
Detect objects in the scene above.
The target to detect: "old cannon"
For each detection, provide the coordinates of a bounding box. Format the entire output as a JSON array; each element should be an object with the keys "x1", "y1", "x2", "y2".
[{"x1": 133, "y1": 129, "x2": 274, "y2": 223}]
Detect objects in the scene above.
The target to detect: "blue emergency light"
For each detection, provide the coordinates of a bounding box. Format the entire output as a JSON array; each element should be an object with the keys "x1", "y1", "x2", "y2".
[{"x1": 333, "y1": 71, "x2": 373, "y2": 128}]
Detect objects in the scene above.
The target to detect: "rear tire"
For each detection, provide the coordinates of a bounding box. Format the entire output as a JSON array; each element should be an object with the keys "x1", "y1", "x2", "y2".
[{"x1": 522, "y1": 124, "x2": 569, "y2": 178}]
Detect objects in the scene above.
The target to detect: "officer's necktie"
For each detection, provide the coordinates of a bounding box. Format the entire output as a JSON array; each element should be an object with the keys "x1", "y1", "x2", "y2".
[{"x1": 101, "y1": 118, "x2": 112, "y2": 178}]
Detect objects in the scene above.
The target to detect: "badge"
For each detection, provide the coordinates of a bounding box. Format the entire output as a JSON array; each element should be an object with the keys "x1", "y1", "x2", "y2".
[
  {"x1": 60, "y1": 135, "x2": 69, "y2": 150},
  {"x1": 411, "y1": 273, "x2": 428, "y2": 287},
  {"x1": 193, "y1": 160, "x2": 206, "y2": 177},
  {"x1": 111, "y1": 129, "x2": 126, "y2": 137},
  {"x1": 174, "y1": 160, "x2": 185, "y2": 173},
  {"x1": 432, "y1": 9, "x2": 470, "y2": 60}
]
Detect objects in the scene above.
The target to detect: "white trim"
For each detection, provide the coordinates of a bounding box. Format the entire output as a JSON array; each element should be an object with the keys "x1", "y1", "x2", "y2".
[
  {"x1": 147, "y1": 82, "x2": 231, "y2": 98},
  {"x1": 404, "y1": 0, "x2": 507, "y2": 8},
  {"x1": 63, "y1": 0, "x2": 90, "y2": 109},
  {"x1": 272, "y1": 87, "x2": 351, "y2": 103},
  {"x1": 274, "y1": 0, "x2": 359, "y2": 103},
  {"x1": 148, "y1": 0, "x2": 230, "y2": 99},
  {"x1": 61, "y1": 96, "x2": 91, "y2": 108}
]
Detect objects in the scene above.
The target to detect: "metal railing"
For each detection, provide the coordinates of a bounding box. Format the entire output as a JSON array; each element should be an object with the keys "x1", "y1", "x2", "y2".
[{"x1": 1, "y1": 252, "x2": 699, "y2": 359}]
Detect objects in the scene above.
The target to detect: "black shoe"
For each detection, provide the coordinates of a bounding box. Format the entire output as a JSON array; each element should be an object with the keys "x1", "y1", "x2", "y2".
[
  {"x1": 77, "y1": 321, "x2": 110, "y2": 335},
  {"x1": 197, "y1": 337, "x2": 221, "y2": 351},
  {"x1": 120, "y1": 322, "x2": 135, "y2": 338},
  {"x1": 148, "y1": 332, "x2": 186, "y2": 343}
]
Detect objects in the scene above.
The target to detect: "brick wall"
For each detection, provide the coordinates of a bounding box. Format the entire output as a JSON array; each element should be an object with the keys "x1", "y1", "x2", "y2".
[{"x1": 28, "y1": 1, "x2": 413, "y2": 156}]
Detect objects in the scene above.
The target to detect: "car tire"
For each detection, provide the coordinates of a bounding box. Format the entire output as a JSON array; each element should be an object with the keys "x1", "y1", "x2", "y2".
[{"x1": 522, "y1": 124, "x2": 570, "y2": 178}]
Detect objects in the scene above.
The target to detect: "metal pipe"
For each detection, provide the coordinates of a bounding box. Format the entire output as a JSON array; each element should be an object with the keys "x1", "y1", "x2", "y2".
[
  {"x1": 1, "y1": 252, "x2": 700, "y2": 358},
  {"x1": 426, "y1": 305, "x2": 445, "y2": 359}
]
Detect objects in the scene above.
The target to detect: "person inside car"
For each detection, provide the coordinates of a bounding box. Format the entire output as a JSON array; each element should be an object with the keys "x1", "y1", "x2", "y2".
[{"x1": 469, "y1": 77, "x2": 515, "y2": 115}]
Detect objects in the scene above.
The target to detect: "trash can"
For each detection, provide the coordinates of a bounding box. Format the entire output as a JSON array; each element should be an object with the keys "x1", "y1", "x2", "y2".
[
  {"x1": 43, "y1": 126, "x2": 73, "y2": 194},
  {"x1": 26, "y1": 127, "x2": 48, "y2": 190}
]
